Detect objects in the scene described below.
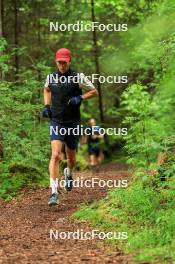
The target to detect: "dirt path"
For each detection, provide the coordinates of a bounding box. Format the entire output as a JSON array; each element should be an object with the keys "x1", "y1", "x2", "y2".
[{"x1": 0, "y1": 163, "x2": 136, "y2": 264}]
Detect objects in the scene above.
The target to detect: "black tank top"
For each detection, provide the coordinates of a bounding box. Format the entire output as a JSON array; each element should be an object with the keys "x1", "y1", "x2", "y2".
[{"x1": 48, "y1": 69, "x2": 82, "y2": 123}]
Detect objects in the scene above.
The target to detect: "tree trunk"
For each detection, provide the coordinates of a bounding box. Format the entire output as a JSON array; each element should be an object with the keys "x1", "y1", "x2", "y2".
[
  {"x1": 0, "y1": 132, "x2": 3, "y2": 161},
  {"x1": 90, "y1": 0, "x2": 104, "y2": 123},
  {"x1": 90, "y1": 0, "x2": 109, "y2": 149},
  {"x1": 14, "y1": 0, "x2": 19, "y2": 78},
  {"x1": 0, "y1": 0, "x2": 4, "y2": 80},
  {"x1": 0, "y1": 0, "x2": 3, "y2": 37},
  {"x1": 37, "y1": 21, "x2": 41, "y2": 82}
]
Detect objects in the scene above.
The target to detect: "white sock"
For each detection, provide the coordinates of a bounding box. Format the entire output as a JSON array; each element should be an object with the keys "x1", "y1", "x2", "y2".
[
  {"x1": 50, "y1": 178, "x2": 58, "y2": 194},
  {"x1": 66, "y1": 167, "x2": 72, "y2": 176}
]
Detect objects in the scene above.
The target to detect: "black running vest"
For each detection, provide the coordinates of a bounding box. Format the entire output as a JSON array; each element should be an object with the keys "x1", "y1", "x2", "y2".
[{"x1": 48, "y1": 69, "x2": 82, "y2": 123}]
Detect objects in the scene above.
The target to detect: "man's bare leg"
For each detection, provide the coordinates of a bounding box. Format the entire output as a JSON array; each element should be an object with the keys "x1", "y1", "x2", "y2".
[
  {"x1": 65, "y1": 146, "x2": 76, "y2": 171},
  {"x1": 48, "y1": 140, "x2": 63, "y2": 202},
  {"x1": 98, "y1": 151, "x2": 104, "y2": 164},
  {"x1": 89, "y1": 154, "x2": 98, "y2": 166},
  {"x1": 63, "y1": 146, "x2": 76, "y2": 191}
]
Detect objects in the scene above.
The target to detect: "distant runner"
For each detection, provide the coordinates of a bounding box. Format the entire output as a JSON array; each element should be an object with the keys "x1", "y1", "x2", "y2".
[
  {"x1": 87, "y1": 118, "x2": 104, "y2": 167},
  {"x1": 42, "y1": 48, "x2": 98, "y2": 205}
]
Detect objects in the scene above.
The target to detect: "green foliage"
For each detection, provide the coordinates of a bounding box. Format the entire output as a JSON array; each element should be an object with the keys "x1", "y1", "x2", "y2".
[
  {"x1": 73, "y1": 174, "x2": 175, "y2": 262},
  {"x1": 0, "y1": 39, "x2": 51, "y2": 199},
  {"x1": 76, "y1": 145, "x2": 89, "y2": 170},
  {"x1": 73, "y1": 2, "x2": 175, "y2": 262},
  {"x1": 0, "y1": 38, "x2": 10, "y2": 75},
  {"x1": 0, "y1": 162, "x2": 48, "y2": 200},
  {"x1": 121, "y1": 83, "x2": 161, "y2": 167}
]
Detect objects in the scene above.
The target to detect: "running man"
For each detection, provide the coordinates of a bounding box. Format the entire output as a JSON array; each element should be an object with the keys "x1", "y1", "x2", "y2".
[
  {"x1": 87, "y1": 118, "x2": 104, "y2": 167},
  {"x1": 42, "y1": 48, "x2": 98, "y2": 205}
]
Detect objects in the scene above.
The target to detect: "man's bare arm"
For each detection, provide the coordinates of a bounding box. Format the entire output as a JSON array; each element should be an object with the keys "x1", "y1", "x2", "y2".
[
  {"x1": 44, "y1": 87, "x2": 51, "y2": 105},
  {"x1": 82, "y1": 88, "x2": 98, "y2": 100}
]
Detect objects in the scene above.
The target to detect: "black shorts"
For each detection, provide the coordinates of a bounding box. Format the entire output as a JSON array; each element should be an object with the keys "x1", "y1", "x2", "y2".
[
  {"x1": 88, "y1": 146, "x2": 100, "y2": 156},
  {"x1": 49, "y1": 121, "x2": 80, "y2": 150}
]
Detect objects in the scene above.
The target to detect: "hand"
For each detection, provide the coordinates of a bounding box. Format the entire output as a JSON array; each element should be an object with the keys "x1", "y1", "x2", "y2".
[
  {"x1": 42, "y1": 104, "x2": 52, "y2": 118},
  {"x1": 68, "y1": 95, "x2": 83, "y2": 106}
]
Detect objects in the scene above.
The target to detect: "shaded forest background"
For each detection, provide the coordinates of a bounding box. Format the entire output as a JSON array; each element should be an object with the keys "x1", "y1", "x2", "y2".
[
  {"x1": 0, "y1": 0, "x2": 175, "y2": 191},
  {"x1": 0, "y1": 0, "x2": 175, "y2": 262}
]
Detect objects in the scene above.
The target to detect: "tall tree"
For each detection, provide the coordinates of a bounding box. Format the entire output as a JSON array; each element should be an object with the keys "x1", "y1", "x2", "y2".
[
  {"x1": 14, "y1": 0, "x2": 19, "y2": 78},
  {"x1": 0, "y1": 0, "x2": 4, "y2": 37},
  {"x1": 90, "y1": 0, "x2": 104, "y2": 123},
  {"x1": 0, "y1": 0, "x2": 4, "y2": 158}
]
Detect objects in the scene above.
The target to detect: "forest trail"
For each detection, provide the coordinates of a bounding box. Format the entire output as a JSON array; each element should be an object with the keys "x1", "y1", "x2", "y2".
[{"x1": 0, "y1": 164, "x2": 136, "y2": 264}]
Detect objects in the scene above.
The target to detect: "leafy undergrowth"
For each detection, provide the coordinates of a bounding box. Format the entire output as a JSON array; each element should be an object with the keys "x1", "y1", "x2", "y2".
[
  {"x1": 73, "y1": 172, "x2": 175, "y2": 263},
  {"x1": 0, "y1": 146, "x2": 89, "y2": 201},
  {"x1": 76, "y1": 144, "x2": 89, "y2": 170},
  {"x1": 0, "y1": 162, "x2": 48, "y2": 200}
]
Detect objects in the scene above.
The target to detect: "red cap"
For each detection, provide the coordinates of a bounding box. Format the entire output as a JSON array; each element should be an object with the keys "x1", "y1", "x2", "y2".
[{"x1": 55, "y1": 48, "x2": 71, "y2": 62}]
